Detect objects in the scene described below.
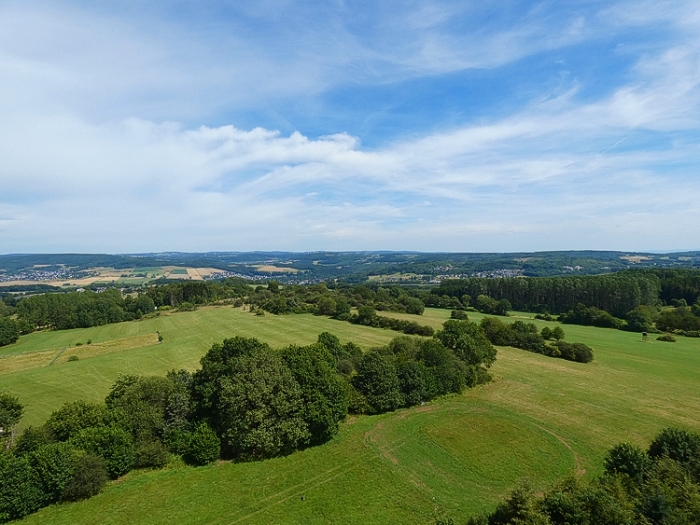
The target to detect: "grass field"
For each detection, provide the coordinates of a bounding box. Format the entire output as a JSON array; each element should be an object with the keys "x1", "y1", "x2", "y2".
[{"x1": 4, "y1": 307, "x2": 700, "y2": 524}]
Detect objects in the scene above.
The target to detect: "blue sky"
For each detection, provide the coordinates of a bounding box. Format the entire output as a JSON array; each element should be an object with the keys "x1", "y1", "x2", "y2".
[{"x1": 1, "y1": 0, "x2": 699, "y2": 253}]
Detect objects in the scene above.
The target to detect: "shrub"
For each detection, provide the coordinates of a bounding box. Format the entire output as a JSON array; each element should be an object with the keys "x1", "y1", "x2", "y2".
[
  {"x1": 134, "y1": 441, "x2": 170, "y2": 469},
  {"x1": 549, "y1": 341, "x2": 594, "y2": 363},
  {"x1": 45, "y1": 400, "x2": 108, "y2": 442},
  {"x1": 353, "y1": 352, "x2": 404, "y2": 413},
  {"x1": 28, "y1": 442, "x2": 79, "y2": 503},
  {"x1": 185, "y1": 423, "x2": 220, "y2": 466},
  {"x1": 13, "y1": 426, "x2": 53, "y2": 456},
  {"x1": 69, "y1": 425, "x2": 134, "y2": 479},
  {"x1": 62, "y1": 453, "x2": 109, "y2": 501},
  {"x1": 67, "y1": 355, "x2": 79, "y2": 362},
  {"x1": 450, "y1": 310, "x2": 468, "y2": 320},
  {"x1": 604, "y1": 442, "x2": 651, "y2": 482},
  {"x1": 657, "y1": 334, "x2": 676, "y2": 342},
  {"x1": 0, "y1": 454, "x2": 43, "y2": 521}
]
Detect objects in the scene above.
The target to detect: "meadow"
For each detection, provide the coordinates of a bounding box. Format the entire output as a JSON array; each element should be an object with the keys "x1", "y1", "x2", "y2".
[{"x1": 2, "y1": 307, "x2": 699, "y2": 524}]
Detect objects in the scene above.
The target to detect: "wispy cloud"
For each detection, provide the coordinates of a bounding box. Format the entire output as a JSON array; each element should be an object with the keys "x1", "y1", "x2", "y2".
[{"x1": 1, "y1": 0, "x2": 699, "y2": 252}]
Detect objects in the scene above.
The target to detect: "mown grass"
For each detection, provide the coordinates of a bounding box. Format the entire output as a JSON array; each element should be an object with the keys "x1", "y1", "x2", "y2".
[{"x1": 6, "y1": 307, "x2": 700, "y2": 524}]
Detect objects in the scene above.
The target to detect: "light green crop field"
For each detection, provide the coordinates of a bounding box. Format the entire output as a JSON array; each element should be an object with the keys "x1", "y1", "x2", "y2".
[{"x1": 4, "y1": 307, "x2": 700, "y2": 525}]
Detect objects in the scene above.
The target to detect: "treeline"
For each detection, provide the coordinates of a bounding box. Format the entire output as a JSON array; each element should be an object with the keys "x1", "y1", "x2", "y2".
[
  {"x1": 463, "y1": 427, "x2": 700, "y2": 525},
  {"x1": 0, "y1": 321, "x2": 496, "y2": 522},
  {"x1": 479, "y1": 317, "x2": 594, "y2": 363},
  {"x1": 435, "y1": 273, "x2": 662, "y2": 317}
]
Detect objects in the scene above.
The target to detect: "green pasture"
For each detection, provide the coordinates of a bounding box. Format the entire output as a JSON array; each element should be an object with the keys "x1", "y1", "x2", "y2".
[{"x1": 4, "y1": 307, "x2": 700, "y2": 524}]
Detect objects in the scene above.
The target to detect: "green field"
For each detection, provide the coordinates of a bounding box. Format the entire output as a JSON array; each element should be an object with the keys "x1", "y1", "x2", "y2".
[{"x1": 3, "y1": 307, "x2": 700, "y2": 524}]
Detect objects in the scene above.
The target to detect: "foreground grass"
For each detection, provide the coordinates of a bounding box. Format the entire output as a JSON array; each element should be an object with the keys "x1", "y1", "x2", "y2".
[{"x1": 5, "y1": 307, "x2": 700, "y2": 524}]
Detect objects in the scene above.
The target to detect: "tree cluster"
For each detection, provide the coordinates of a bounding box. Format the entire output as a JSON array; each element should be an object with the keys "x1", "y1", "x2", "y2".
[
  {"x1": 435, "y1": 273, "x2": 661, "y2": 317},
  {"x1": 479, "y1": 317, "x2": 593, "y2": 363},
  {"x1": 13, "y1": 289, "x2": 156, "y2": 331},
  {"x1": 465, "y1": 427, "x2": 700, "y2": 525},
  {"x1": 1, "y1": 322, "x2": 497, "y2": 521}
]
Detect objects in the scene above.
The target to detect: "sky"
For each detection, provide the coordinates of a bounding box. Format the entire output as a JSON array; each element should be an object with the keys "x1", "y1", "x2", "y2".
[{"x1": 1, "y1": 0, "x2": 700, "y2": 254}]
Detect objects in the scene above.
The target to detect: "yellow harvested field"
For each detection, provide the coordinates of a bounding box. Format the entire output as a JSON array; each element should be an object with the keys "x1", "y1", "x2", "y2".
[{"x1": 254, "y1": 265, "x2": 299, "y2": 273}]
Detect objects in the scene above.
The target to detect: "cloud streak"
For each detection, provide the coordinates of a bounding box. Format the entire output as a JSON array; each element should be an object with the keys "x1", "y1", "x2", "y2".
[{"x1": 1, "y1": 0, "x2": 699, "y2": 252}]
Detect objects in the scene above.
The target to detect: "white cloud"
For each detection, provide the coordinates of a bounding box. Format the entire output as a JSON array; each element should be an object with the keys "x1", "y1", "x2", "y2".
[{"x1": 1, "y1": 0, "x2": 700, "y2": 252}]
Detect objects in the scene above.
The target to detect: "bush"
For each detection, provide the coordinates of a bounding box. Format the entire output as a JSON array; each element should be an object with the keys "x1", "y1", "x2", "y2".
[
  {"x1": 67, "y1": 355, "x2": 79, "y2": 362},
  {"x1": 69, "y1": 425, "x2": 134, "y2": 479},
  {"x1": 45, "y1": 400, "x2": 108, "y2": 442},
  {"x1": 61, "y1": 453, "x2": 109, "y2": 501},
  {"x1": 604, "y1": 442, "x2": 651, "y2": 482},
  {"x1": 28, "y1": 442, "x2": 79, "y2": 504},
  {"x1": 134, "y1": 441, "x2": 170, "y2": 469},
  {"x1": 0, "y1": 317, "x2": 20, "y2": 347},
  {"x1": 0, "y1": 454, "x2": 43, "y2": 521},
  {"x1": 185, "y1": 423, "x2": 220, "y2": 466},
  {"x1": 549, "y1": 341, "x2": 594, "y2": 363},
  {"x1": 450, "y1": 310, "x2": 468, "y2": 320},
  {"x1": 657, "y1": 334, "x2": 677, "y2": 342},
  {"x1": 13, "y1": 426, "x2": 53, "y2": 456}
]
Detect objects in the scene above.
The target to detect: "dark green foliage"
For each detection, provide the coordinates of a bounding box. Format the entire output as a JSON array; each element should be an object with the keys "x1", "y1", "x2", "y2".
[
  {"x1": 0, "y1": 392, "x2": 23, "y2": 448},
  {"x1": 436, "y1": 320, "x2": 496, "y2": 386},
  {"x1": 480, "y1": 484, "x2": 551, "y2": 524},
  {"x1": 648, "y1": 428, "x2": 700, "y2": 480},
  {"x1": 164, "y1": 369, "x2": 193, "y2": 434},
  {"x1": 185, "y1": 422, "x2": 220, "y2": 466},
  {"x1": 451, "y1": 309, "x2": 468, "y2": 320},
  {"x1": 28, "y1": 442, "x2": 79, "y2": 503},
  {"x1": 193, "y1": 337, "x2": 309, "y2": 460},
  {"x1": 604, "y1": 442, "x2": 651, "y2": 482},
  {"x1": 416, "y1": 339, "x2": 466, "y2": 396},
  {"x1": 548, "y1": 341, "x2": 594, "y2": 363},
  {"x1": 625, "y1": 305, "x2": 656, "y2": 332},
  {"x1": 282, "y1": 343, "x2": 349, "y2": 446},
  {"x1": 657, "y1": 334, "x2": 677, "y2": 342},
  {"x1": 61, "y1": 453, "x2": 108, "y2": 501},
  {"x1": 560, "y1": 303, "x2": 624, "y2": 329},
  {"x1": 0, "y1": 317, "x2": 19, "y2": 347},
  {"x1": 397, "y1": 361, "x2": 436, "y2": 406},
  {"x1": 0, "y1": 453, "x2": 43, "y2": 522},
  {"x1": 45, "y1": 400, "x2": 109, "y2": 442},
  {"x1": 13, "y1": 426, "x2": 53, "y2": 456},
  {"x1": 134, "y1": 441, "x2": 170, "y2": 469},
  {"x1": 436, "y1": 272, "x2": 661, "y2": 317},
  {"x1": 69, "y1": 425, "x2": 135, "y2": 479},
  {"x1": 353, "y1": 352, "x2": 404, "y2": 413},
  {"x1": 105, "y1": 374, "x2": 174, "y2": 443},
  {"x1": 475, "y1": 295, "x2": 511, "y2": 316},
  {"x1": 657, "y1": 306, "x2": 700, "y2": 332}
]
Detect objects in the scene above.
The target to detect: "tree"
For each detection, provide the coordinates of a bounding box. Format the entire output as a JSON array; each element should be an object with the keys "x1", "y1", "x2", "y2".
[
  {"x1": 353, "y1": 352, "x2": 404, "y2": 413},
  {"x1": 185, "y1": 422, "x2": 220, "y2": 466},
  {"x1": 28, "y1": 442, "x2": 80, "y2": 504},
  {"x1": 45, "y1": 400, "x2": 108, "y2": 442},
  {"x1": 61, "y1": 453, "x2": 108, "y2": 501},
  {"x1": 105, "y1": 375, "x2": 173, "y2": 443},
  {"x1": 0, "y1": 392, "x2": 23, "y2": 449},
  {"x1": 604, "y1": 442, "x2": 651, "y2": 483},
  {"x1": 0, "y1": 454, "x2": 43, "y2": 522},
  {"x1": 436, "y1": 320, "x2": 497, "y2": 386},
  {"x1": 0, "y1": 318, "x2": 19, "y2": 347},
  {"x1": 69, "y1": 425, "x2": 134, "y2": 479},
  {"x1": 193, "y1": 338, "x2": 309, "y2": 460},
  {"x1": 282, "y1": 344, "x2": 349, "y2": 445}
]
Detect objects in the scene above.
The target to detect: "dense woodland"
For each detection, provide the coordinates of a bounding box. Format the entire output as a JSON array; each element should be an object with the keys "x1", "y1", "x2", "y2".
[{"x1": 0, "y1": 321, "x2": 496, "y2": 522}]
